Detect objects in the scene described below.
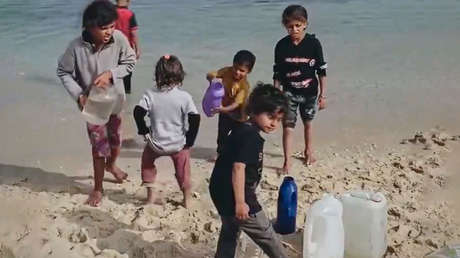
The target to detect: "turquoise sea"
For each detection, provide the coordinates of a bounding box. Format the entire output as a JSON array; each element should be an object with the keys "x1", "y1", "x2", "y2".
[{"x1": 1, "y1": 0, "x2": 460, "y2": 170}]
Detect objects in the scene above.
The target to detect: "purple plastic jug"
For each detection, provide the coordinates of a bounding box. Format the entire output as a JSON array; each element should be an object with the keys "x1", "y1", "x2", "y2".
[{"x1": 202, "y1": 80, "x2": 225, "y2": 117}]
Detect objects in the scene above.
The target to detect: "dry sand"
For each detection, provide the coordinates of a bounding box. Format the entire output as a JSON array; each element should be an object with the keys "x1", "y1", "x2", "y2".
[{"x1": 0, "y1": 127, "x2": 459, "y2": 258}]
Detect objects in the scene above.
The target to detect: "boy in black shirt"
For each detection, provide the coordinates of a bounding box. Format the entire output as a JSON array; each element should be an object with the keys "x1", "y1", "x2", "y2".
[
  {"x1": 273, "y1": 5, "x2": 328, "y2": 172},
  {"x1": 209, "y1": 83, "x2": 288, "y2": 258}
]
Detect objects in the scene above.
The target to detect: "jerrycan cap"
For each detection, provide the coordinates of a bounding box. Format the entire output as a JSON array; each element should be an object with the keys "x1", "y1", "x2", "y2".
[{"x1": 283, "y1": 176, "x2": 295, "y2": 181}]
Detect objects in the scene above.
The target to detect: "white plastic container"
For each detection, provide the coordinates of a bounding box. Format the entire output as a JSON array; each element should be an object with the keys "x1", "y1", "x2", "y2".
[
  {"x1": 341, "y1": 191, "x2": 388, "y2": 258},
  {"x1": 304, "y1": 194, "x2": 344, "y2": 258},
  {"x1": 82, "y1": 86, "x2": 118, "y2": 125},
  {"x1": 425, "y1": 245, "x2": 460, "y2": 258}
]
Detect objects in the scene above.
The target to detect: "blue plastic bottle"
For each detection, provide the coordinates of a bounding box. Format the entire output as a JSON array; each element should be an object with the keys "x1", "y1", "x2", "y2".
[{"x1": 275, "y1": 176, "x2": 298, "y2": 234}]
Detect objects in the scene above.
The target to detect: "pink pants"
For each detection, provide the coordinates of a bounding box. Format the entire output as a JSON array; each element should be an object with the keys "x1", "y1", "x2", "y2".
[
  {"x1": 141, "y1": 146, "x2": 191, "y2": 191},
  {"x1": 86, "y1": 115, "x2": 122, "y2": 158}
]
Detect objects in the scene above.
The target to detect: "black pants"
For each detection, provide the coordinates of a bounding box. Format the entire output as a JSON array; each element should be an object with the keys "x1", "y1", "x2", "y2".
[
  {"x1": 217, "y1": 114, "x2": 240, "y2": 154},
  {"x1": 123, "y1": 72, "x2": 132, "y2": 94}
]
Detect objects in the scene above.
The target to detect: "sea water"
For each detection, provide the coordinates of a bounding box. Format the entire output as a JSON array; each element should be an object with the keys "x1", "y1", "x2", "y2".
[{"x1": 1, "y1": 0, "x2": 460, "y2": 169}]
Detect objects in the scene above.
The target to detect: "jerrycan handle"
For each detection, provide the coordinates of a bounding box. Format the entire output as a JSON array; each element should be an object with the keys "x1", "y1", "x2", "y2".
[{"x1": 350, "y1": 191, "x2": 383, "y2": 202}]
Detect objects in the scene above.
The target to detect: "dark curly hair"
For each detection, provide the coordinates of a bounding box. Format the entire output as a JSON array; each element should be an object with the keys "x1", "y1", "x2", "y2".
[
  {"x1": 82, "y1": 0, "x2": 118, "y2": 29},
  {"x1": 154, "y1": 55, "x2": 186, "y2": 89}
]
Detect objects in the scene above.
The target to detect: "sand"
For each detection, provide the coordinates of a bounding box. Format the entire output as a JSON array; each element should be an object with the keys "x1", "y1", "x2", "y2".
[{"x1": 1, "y1": 127, "x2": 459, "y2": 258}]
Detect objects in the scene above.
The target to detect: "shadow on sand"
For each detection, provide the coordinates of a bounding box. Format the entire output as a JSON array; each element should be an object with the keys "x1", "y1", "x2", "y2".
[
  {"x1": 0, "y1": 163, "x2": 141, "y2": 205},
  {"x1": 0, "y1": 163, "x2": 89, "y2": 194}
]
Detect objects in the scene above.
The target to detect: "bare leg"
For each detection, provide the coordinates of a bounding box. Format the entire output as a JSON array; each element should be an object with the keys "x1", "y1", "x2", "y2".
[
  {"x1": 143, "y1": 187, "x2": 164, "y2": 205},
  {"x1": 182, "y1": 188, "x2": 191, "y2": 208},
  {"x1": 105, "y1": 146, "x2": 127, "y2": 183},
  {"x1": 86, "y1": 156, "x2": 105, "y2": 207},
  {"x1": 171, "y1": 148, "x2": 191, "y2": 208},
  {"x1": 281, "y1": 127, "x2": 294, "y2": 174},
  {"x1": 145, "y1": 187, "x2": 154, "y2": 204},
  {"x1": 303, "y1": 120, "x2": 316, "y2": 165},
  {"x1": 141, "y1": 146, "x2": 161, "y2": 204}
]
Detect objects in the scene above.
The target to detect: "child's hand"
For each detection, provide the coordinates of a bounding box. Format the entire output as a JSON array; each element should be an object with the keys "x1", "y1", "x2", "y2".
[
  {"x1": 78, "y1": 94, "x2": 87, "y2": 111},
  {"x1": 93, "y1": 71, "x2": 112, "y2": 88},
  {"x1": 211, "y1": 106, "x2": 220, "y2": 115},
  {"x1": 235, "y1": 202, "x2": 250, "y2": 220},
  {"x1": 318, "y1": 96, "x2": 327, "y2": 110},
  {"x1": 211, "y1": 106, "x2": 225, "y2": 115},
  {"x1": 211, "y1": 78, "x2": 223, "y2": 84}
]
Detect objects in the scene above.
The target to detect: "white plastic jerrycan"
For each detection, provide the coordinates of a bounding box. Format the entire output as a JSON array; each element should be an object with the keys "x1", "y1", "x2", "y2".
[
  {"x1": 340, "y1": 191, "x2": 388, "y2": 258},
  {"x1": 82, "y1": 86, "x2": 118, "y2": 125},
  {"x1": 425, "y1": 245, "x2": 460, "y2": 258},
  {"x1": 303, "y1": 194, "x2": 344, "y2": 258}
]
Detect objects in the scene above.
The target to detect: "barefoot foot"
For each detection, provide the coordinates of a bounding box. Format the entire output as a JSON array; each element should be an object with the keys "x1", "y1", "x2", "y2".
[
  {"x1": 304, "y1": 150, "x2": 316, "y2": 166},
  {"x1": 144, "y1": 187, "x2": 164, "y2": 205},
  {"x1": 143, "y1": 196, "x2": 164, "y2": 205},
  {"x1": 181, "y1": 199, "x2": 189, "y2": 208},
  {"x1": 85, "y1": 190, "x2": 103, "y2": 207},
  {"x1": 278, "y1": 160, "x2": 291, "y2": 175},
  {"x1": 106, "y1": 165, "x2": 128, "y2": 183},
  {"x1": 182, "y1": 190, "x2": 191, "y2": 208}
]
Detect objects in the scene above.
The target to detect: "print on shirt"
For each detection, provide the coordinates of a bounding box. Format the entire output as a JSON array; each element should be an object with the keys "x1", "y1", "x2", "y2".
[{"x1": 285, "y1": 57, "x2": 316, "y2": 88}]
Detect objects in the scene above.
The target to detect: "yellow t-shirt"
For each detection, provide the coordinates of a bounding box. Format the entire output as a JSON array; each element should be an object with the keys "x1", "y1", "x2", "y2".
[{"x1": 207, "y1": 66, "x2": 249, "y2": 121}]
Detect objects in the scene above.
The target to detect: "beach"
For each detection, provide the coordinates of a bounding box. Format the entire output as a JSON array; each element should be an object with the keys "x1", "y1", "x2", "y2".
[
  {"x1": 1, "y1": 0, "x2": 460, "y2": 257},
  {"x1": 1, "y1": 127, "x2": 460, "y2": 257}
]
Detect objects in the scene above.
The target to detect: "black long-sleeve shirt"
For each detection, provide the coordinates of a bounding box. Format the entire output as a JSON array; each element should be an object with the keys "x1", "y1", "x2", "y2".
[{"x1": 273, "y1": 34, "x2": 327, "y2": 96}]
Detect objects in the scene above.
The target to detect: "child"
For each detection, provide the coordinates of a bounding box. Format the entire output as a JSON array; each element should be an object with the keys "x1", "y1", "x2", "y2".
[
  {"x1": 273, "y1": 5, "x2": 328, "y2": 173},
  {"x1": 57, "y1": 0, "x2": 136, "y2": 207},
  {"x1": 209, "y1": 83, "x2": 288, "y2": 258},
  {"x1": 115, "y1": 0, "x2": 141, "y2": 94},
  {"x1": 133, "y1": 55, "x2": 200, "y2": 208},
  {"x1": 206, "y1": 50, "x2": 256, "y2": 154}
]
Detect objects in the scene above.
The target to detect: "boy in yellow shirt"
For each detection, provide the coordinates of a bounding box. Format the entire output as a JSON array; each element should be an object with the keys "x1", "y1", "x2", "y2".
[{"x1": 207, "y1": 50, "x2": 256, "y2": 154}]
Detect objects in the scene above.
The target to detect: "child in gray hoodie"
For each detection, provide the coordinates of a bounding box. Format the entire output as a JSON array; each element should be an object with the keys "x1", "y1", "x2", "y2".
[{"x1": 57, "y1": 0, "x2": 136, "y2": 207}]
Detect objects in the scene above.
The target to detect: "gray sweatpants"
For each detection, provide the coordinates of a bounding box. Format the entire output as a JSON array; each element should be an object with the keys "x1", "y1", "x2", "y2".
[{"x1": 215, "y1": 210, "x2": 287, "y2": 258}]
